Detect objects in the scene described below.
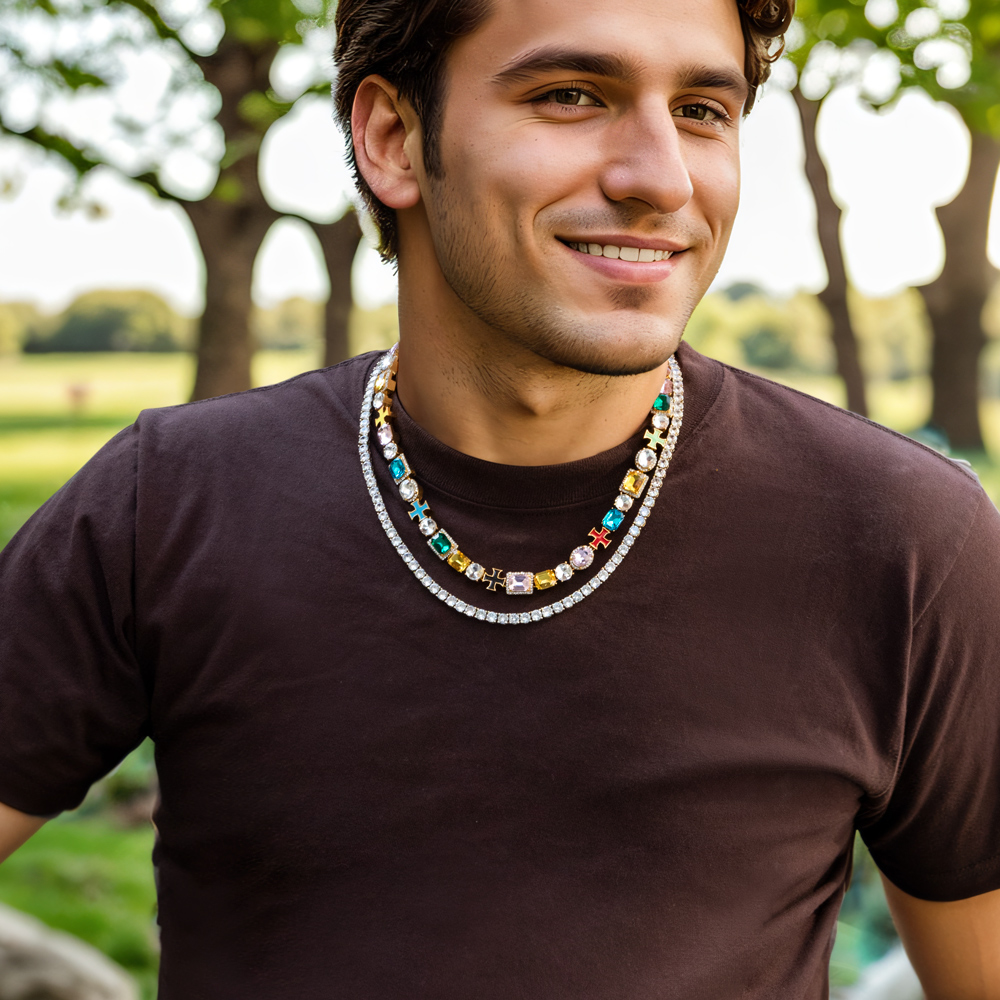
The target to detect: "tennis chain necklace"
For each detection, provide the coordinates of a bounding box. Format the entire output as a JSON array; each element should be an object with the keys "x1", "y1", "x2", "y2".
[{"x1": 358, "y1": 345, "x2": 684, "y2": 625}]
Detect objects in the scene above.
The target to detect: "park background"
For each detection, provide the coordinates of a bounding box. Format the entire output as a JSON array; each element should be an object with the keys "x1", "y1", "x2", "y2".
[{"x1": 2, "y1": 0, "x2": 1000, "y2": 995}]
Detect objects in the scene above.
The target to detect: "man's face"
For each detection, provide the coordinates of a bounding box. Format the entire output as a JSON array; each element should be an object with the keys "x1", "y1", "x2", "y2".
[{"x1": 406, "y1": 0, "x2": 747, "y2": 377}]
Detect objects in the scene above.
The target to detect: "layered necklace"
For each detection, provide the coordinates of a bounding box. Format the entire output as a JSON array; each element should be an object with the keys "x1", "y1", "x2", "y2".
[{"x1": 358, "y1": 344, "x2": 684, "y2": 625}]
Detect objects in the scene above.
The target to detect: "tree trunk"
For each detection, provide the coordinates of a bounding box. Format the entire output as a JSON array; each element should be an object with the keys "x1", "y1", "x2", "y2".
[
  {"x1": 792, "y1": 86, "x2": 868, "y2": 416},
  {"x1": 311, "y1": 210, "x2": 363, "y2": 367},
  {"x1": 185, "y1": 38, "x2": 281, "y2": 401},
  {"x1": 919, "y1": 130, "x2": 1000, "y2": 451},
  {"x1": 183, "y1": 197, "x2": 277, "y2": 400}
]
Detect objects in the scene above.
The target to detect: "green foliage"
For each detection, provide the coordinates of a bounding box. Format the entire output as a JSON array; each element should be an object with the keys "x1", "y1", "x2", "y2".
[
  {"x1": 252, "y1": 296, "x2": 322, "y2": 349},
  {"x1": 23, "y1": 290, "x2": 192, "y2": 353},
  {"x1": 0, "y1": 811, "x2": 159, "y2": 997}
]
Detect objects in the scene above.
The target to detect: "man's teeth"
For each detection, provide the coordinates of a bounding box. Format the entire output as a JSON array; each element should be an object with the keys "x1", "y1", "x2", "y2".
[{"x1": 567, "y1": 242, "x2": 673, "y2": 262}]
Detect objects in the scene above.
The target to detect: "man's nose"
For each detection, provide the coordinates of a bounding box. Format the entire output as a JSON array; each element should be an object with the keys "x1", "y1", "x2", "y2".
[{"x1": 598, "y1": 100, "x2": 694, "y2": 214}]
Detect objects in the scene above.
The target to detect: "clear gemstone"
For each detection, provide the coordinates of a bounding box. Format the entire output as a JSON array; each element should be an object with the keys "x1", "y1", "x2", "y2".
[
  {"x1": 399, "y1": 480, "x2": 418, "y2": 501},
  {"x1": 429, "y1": 582, "x2": 440, "y2": 594},
  {"x1": 455, "y1": 601, "x2": 466, "y2": 612},
  {"x1": 530, "y1": 610, "x2": 542, "y2": 622},
  {"x1": 466, "y1": 562, "x2": 485, "y2": 581},
  {"x1": 569, "y1": 546, "x2": 594, "y2": 570},
  {"x1": 419, "y1": 517, "x2": 438, "y2": 536},
  {"x1": 506, "y1": 571, "x2": 534, "y2": 595},
  {"x1": 487, "y1": 612, "x2": 498, "y2": 623},
  {"x1": 446, "y1": 595, "x2": 457, "y2": 607},
  {"x1": 614, "y1": 494, "x2": 633, "y2": 512},
  {"x1": 377, "y1": 424, "x2": 394, "y2": 446},
  {"x1": 498, "y1": 614, "x2": 508, "y2": 624},
  {"x1": 464, "y1": 605, "x2": 476, "y2": 616},
  {"x1": 612, "y1": 553, "x2": 623, "y2": 565},
  {"x1": 652, "y1": 412, "x2": 669, "y2": 429},
  {"x1": 599, "y1": 568, "x2": 610, "y2": 581},
  {"x1": 436, "y1": 590, "x2": 447, "y2": 600},
  {"x1": 373, "y1": 391, "x2": 385, "y2": 409},
  {"x1": 520, "y1": 613, "x2": 531, "y2": 624},
  {"x1": 572, "y1": 591, "x2": 583, "y2": 603},
  {"x1": 630, "y1": 525, "x2": 641, "y2": 536},
  {"x1": 553, "y1": 601, "x2": 564, "y2": 613},
  {"x1": 634, "y1": 515, "x2": 646, "y2": 526},
  {"x1": 555, "y1": 562, "x2": 573, "y2": 582},
  {"x1": 639, "y1": 505, "x2": 651, "y2": 517},
  {"x1": 542, "y1": 607, "x2": 553, "y2": 617},
  {"x1": 636, "y1": 448, "x2": 657, "y2": 471},
  {"x1": 476, "y1": 609, "x2": 487, "y2": 620},
  {"x1": 383, "y1": 442, "x2": 398, "y2": 460},
  {"x1": 581, "y1": 584, "x2": 593, "y2": 596},
  {"x1": 415, "y1": 568, "x2": 426, "y2": 580}
]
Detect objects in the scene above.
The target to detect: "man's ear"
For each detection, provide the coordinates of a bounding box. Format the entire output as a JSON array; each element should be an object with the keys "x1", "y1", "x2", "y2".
[{"x1": 352, "y1": 75, "x2": 423, "y2": 211}]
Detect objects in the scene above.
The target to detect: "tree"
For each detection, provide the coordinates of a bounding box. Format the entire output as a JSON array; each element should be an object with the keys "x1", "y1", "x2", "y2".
[
  {"x1": 0, "y1": 0, "x2": 363, "y2": 400},
  {"x1": 789, "y1": 0, "x2": 999, "y2": 447}
]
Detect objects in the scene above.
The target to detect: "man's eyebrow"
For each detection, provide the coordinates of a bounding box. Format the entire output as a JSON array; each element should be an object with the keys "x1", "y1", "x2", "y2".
[
  {"x1": 675, "y1": 65, "x2": 750, "y2": 105},
  {"x1": 492, "y1": 47, "x2": 642, "y2": 87}
]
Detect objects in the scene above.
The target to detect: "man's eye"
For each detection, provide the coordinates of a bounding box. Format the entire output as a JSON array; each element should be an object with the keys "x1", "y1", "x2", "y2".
[
  {"x1": 542, "y1": 88, "x2": 601, "y2": 107},
  {"x1": 675, "y1": 103, "x2": 724, "y2": 122}
]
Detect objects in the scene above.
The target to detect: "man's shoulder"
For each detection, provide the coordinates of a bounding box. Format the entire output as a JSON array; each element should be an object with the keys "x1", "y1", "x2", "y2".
[
  {"x1": 682, "y1": 349, "x2": 992, "y2": 573},
  {"x1": 134, "y1": 352, "x2": 376, "y2": 458},
  {"x1": 709, "y1": 354, "x2": 981, "y2": 501}
]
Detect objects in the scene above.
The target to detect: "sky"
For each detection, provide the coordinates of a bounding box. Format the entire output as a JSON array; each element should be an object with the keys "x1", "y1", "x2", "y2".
[{"x1": 0, "y1": 67, "x2": 987, "y2": 317}]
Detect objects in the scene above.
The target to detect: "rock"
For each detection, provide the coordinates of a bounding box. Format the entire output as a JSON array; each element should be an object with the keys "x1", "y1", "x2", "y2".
[
  {"x1": 0, "y1": 903, "x2": 137, "y2": 1000},
  {"x1": 845, "y1": 944, "x2": 924, "y2": 1000}
]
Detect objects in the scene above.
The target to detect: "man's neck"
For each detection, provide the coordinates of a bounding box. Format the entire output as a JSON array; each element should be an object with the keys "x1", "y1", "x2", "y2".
[{"x1": 392, "y1": 282, "x2": 670, "y2": 468}]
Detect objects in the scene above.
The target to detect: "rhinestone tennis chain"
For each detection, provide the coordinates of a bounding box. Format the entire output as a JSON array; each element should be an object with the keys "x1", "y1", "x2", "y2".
[{"x1": 358, "y1": 348, "x2": 685, "y2": 625}]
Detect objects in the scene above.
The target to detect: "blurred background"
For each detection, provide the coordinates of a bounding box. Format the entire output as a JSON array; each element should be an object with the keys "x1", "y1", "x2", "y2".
[{"x1": 1, "y1": 0, "x2": 998, "y2": 995}]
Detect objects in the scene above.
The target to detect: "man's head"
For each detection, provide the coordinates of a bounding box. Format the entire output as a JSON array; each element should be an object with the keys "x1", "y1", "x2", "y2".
[{"x1": 334, "y1": 0, "x2": 793, "y2": 378}]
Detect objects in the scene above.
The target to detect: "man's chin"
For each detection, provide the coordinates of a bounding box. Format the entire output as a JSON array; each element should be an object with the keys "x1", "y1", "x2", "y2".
[{"x1": 525, "y1": 325, "x2": 681, "y2": 378}]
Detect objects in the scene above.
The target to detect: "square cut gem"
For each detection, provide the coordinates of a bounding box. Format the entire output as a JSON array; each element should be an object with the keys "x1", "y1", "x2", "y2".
[
  {"x1": 429, "y1": 530, "x2": 457, "y2": 559},
  {"x1": 534, "y1": 569, "x2": 558, "y2": 590},
  {"x1": 447, "y1": 550, "x2": 472, "y2": 573},
  {"x1": 603, "y1": 508, "x2": 625, "y2": 531},
  {"x1": 621, "y1": 469, "x2": 649, "y2": 498},
  {"x1": 505, "y1": 571, "x2": 534, "y2": 595},
  {"x1": 388, "y1": 454, "x2": 410, "y2": 483}
]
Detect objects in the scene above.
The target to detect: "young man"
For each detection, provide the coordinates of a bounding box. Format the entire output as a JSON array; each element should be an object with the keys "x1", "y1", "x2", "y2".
[{"x1": 2, "y1": 0, "x2": 999, "y2": 996}]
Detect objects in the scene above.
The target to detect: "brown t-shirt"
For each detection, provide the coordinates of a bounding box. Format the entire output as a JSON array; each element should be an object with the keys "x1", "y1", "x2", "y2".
[{"x1": 1, "y1": 343, "x2": 999, "y2": 999}]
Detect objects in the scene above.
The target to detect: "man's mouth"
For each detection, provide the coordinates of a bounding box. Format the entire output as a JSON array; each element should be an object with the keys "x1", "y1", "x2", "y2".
[{"x1": 564, "y1": 241, "x2": 675, "y2": 262}]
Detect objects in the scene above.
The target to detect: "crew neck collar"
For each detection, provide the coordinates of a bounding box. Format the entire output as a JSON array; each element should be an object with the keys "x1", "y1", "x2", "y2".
[{"x1": 383, "y1": 341, "x2": 721, "y2": 511}]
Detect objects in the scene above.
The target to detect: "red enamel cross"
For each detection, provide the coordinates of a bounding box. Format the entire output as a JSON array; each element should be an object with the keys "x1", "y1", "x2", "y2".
[{"x1": 588, "y1": 527, "x2": 612, "y2": 549}]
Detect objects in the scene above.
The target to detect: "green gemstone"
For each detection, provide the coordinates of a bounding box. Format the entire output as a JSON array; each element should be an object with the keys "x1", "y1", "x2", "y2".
[
  {"x1": 652, "y1": 393, "x2": 671, "y2": 412},
  {"x1": 430, "y1": 532, "x2": 453, "y2": 556}
]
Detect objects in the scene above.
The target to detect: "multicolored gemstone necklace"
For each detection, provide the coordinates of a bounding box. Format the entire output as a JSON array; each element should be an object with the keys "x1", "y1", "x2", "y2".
[{"x1": 358, "y1": 344, "x2": 684, "y2": 624}]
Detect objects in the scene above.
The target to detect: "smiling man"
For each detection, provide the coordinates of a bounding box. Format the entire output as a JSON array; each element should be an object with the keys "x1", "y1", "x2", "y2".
[{"x1": 2, "y1": 0, "x2": 1000, "y2": 997}]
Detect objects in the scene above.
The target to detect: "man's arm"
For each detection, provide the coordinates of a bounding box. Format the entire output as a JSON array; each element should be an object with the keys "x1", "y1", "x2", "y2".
[
  {"x1": 0, "y1": 800, "x2": 47, "y2": 864},
  {"x1": 882, "y1": 874, "x2": 1000, "y2": 999}
]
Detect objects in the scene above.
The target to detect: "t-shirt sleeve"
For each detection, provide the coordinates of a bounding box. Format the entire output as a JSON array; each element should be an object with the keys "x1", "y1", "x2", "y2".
[
  {"x1": 859, "y1": 489, "x2": 1000, "y2": 902},
  {"x1": 0, "y1": 424, "x2": 150, "y2": 816}
]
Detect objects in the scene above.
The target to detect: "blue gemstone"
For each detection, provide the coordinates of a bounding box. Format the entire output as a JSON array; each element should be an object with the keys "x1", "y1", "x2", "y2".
[
  {"x1": 389, "y1": 458, "x2": 405, "y2": 481},
  {"x1": 602, "y1": 508, "x2": 625, "y2": 531}
]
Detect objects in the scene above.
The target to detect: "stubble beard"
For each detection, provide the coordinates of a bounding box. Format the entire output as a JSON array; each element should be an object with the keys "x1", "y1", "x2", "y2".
[{"x1": 425, "y1": 174, "x2": 704, "y2": 378}]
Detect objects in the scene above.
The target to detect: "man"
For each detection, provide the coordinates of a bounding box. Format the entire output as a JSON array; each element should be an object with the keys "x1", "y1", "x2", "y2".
[{"x1": 1, "y1": 0, "x2": 999, "y2": 996}]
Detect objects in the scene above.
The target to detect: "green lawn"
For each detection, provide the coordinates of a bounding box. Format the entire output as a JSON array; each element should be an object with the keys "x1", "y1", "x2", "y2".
[{"x1": 0, "y1": 347, "x2": 997, "y2": 993}]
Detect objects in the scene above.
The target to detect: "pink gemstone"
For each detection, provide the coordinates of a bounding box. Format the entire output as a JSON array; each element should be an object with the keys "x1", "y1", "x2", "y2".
[
  {"x1": 377, "y1": 424, "x2": 394, "y2": 446},
  {"x1": 662, "y1": 378, "x2": 673, "y2": 396},
  {"x1": 569, "y1": 546, "x2": 594, "y2": 570},
  {"x1": 505, "y1": 571, "x2": 534, "y2": 595}
]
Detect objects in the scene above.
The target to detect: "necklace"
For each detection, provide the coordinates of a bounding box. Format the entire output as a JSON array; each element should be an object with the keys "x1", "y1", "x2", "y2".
[{"x1": 358, "y1": 345, "x2": 684, "y2": 624}]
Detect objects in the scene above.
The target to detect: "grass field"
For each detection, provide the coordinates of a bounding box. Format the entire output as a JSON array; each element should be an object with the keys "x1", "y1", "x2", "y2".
[{"x1": 1, "y1": 344, "x2": 998, "y2": 993}]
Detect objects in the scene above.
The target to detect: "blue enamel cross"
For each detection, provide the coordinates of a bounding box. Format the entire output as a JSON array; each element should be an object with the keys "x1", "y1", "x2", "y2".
[{"x1": 407, "y1": 499, "x2": 430, "y2": 521}]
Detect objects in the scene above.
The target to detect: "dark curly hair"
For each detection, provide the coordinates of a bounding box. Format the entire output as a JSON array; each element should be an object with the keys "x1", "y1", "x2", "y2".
[{"x1": 334, "y1": 0, "x2": 794, "y2": 260}]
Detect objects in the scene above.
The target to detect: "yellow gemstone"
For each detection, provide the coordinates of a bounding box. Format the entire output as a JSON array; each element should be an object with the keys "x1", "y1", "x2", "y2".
[
  {"x1": 621, "y1": 468, "x2": 649, "y2": 498},
  {"x1": 534, "y1": 569, "x2": 558, "y2": 590},
  {"x1": 448, "y1": 550, "x2": 472, "y2": 573}
]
